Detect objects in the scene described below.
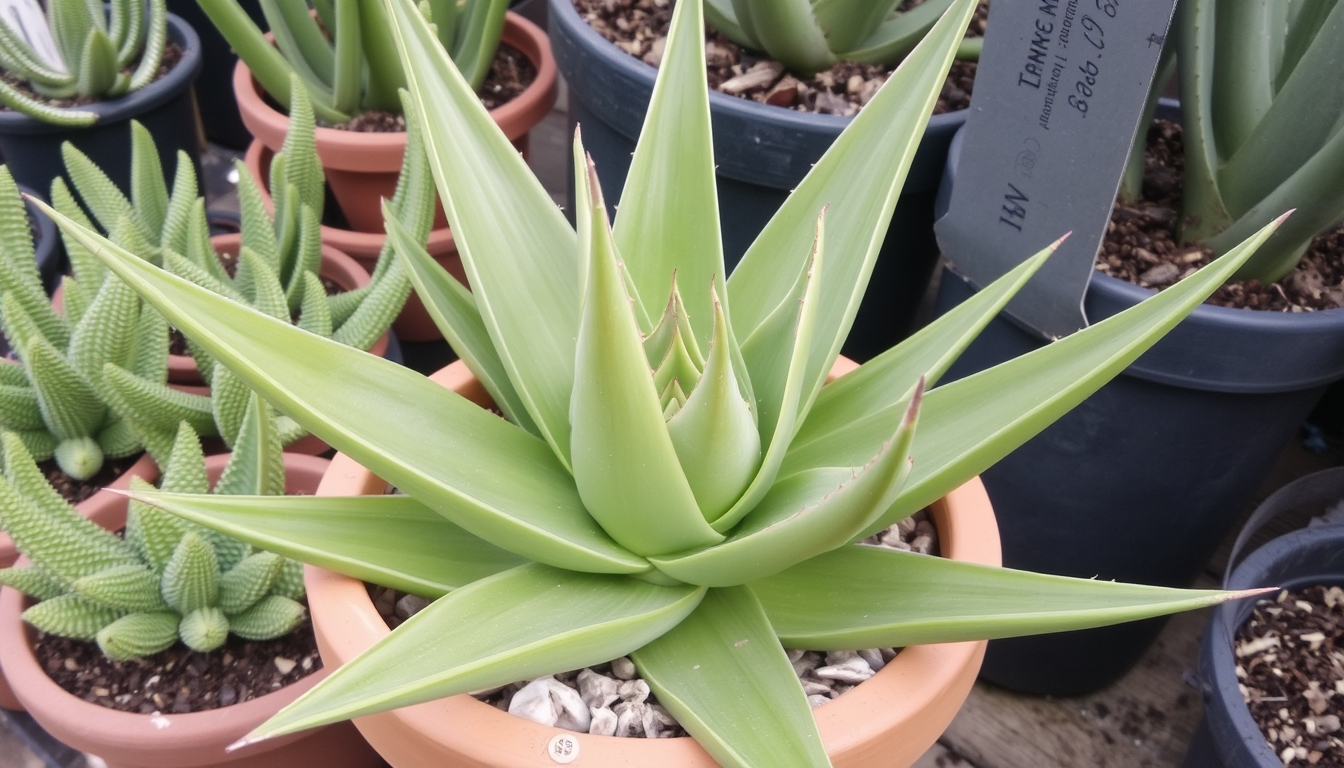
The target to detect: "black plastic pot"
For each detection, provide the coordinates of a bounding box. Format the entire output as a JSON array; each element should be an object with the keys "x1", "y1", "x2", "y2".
[
  {"x1": 1183, "y1": 470, "x2": 1344, "y2": 767},
  {"x1": 548, "y1": 0, "x2": 967, "y2": 361},
  {"x1": 0, "y1": 13, "x2": 203, "y2": 202},
  {"x1": 168, "y1": 0, "x2": 263, "y2": 149},
  {"x1": 932, "y1": 123, "x2": 1344, "y2": 695}
]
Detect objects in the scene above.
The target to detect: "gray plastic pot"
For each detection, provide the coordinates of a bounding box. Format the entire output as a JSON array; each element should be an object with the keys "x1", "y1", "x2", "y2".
[{"x1": 548, "y1": 0, "x2": 967, "y2": 360}]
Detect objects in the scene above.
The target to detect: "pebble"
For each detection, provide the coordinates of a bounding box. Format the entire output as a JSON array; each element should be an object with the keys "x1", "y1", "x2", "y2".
[
  {"x1": 273, "y1": 657, "x2": 296, "y2": 675},
  {"x1": 610, "y1": 656, "x2": 636, "y2": 680},
  {"x1": 395, "y1": 594, "x2": 431, "y2": 620}
]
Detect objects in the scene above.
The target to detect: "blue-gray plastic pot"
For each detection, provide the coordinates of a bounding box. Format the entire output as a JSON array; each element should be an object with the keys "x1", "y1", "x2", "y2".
[
  {"x1": 0, "y1": 12, "x2": 203, "y2": 202},
  {"x1": 1184, "y1": 477, "x2": 1344, "y2": 768},
  {"x1": 549, "y1": 0, "x2": 967, "y2": 360},
  {"x1": 932, "y1": 113, "x2": 1344, "y2": 695},
  {"x1": 167, "y1": 0, "x2": 262, "y2": 149}
]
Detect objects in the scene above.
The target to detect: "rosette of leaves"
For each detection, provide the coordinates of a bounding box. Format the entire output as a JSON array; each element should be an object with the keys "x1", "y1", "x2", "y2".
[
  {"x1": 193, "y1": 0, "x2": 509, "y2": 125},
  {"x1": 0, "y1": 398, "x2": 307, "y2": 660},
  {"x1": 98, "y1": 77, "x2": 428, "y2": 457},
  {"x1": 1119, "y1": 0, "x2": 1344, "y2": 283},
  {"x1": 41, "y1": 0, "x2": 1282, "y2": 765},
  {"x1": 0, "y1": 0, "x2": 168, "y2": 126},
  {"x1": 706, "y1": 0, "x2": 981, "y2": 78}
]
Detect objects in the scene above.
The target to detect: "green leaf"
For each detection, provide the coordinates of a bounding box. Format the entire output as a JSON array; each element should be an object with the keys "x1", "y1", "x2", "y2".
[
  {"x1": 214, "y1": 394, "x2": 284, "y2": 497},
  {"x1": 632, "y1": 586, "x2": 829, "y2": 768},
  {"x1": 570, "y1": 156, "x2": 722, "y2": 556},
  {"x1": 39, "y1": 209, "x2": 647, "y2": 575},
  {"x1": 218, "y1": 552, "x2": 283, "y2": 614},
  {"x1": 731, "y1": 0, "x2": 834, "y2": 76},
  {"x1": 71, "y1": 564, "x2": 167, "y2": 612},
  {"x1": 129, "y1": 121, "x2": 169, "y2": 237},
  {"x1": 0, "y1": 565, "x2": 65, "y2": 600},
  {"x1": 179, "y1": 605, "x2": 229, "y2": 652},
  {"x1": 811, "y1": 0, "x2": 902, "y2": 55},
  {"x1": 24, "y1": 334, "x2": 104, "y2": 441},
  {"x1": 129, "y1": 491, "x2": 527, "y2": 598},
  {"x1": 160, "y1": 532, "x2": 220, "y2": 615},
  {"x1": 383, "y1": 0, "x2": 579, "y2": 471},
  {"x1": 23, "y1": 594, "x2": 124, "y2": 642},
  {"x1": 227, "y1": 594, "x2": 306, "y2": 640},
  {"x1": 243, "y1": 564, "x2": 705, "y2": 743},
  {"x1": 753, "y1": 545, "x2": 1267, "y2": 650},
  {"x1": 96, "y1": 610, "x2": 180, "y2": 659}
]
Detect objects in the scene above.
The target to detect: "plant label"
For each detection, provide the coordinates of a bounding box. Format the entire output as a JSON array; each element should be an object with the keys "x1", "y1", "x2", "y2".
[
  {"x1": 934, "y1": 0, "x2": 1175, "y2": 339},
  {"x1": 0, "y1": 0, "x2": 66, "y2": 74}
]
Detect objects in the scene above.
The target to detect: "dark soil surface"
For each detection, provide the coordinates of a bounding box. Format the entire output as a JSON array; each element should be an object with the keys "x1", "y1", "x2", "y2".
[
  {"x1": 33, "y1": 617, "x2": 321, "y2": 714},
  {"x1": 572, "y1": 0, "x2": 985, "y2": 116},
  {"x1": 1237, "y1": 585, "x2": 1343, "y2": 765},
  {"x1": 330, "y1": 43, "x2": 537, "y2": 132},
  {"x1": 1096, "y1": 119, "x2": 1344, "y2": 311},
  {"x1": 38, "y1": 453, "x2": 144, "y2": 506},
  {"x1": 0, "y1": 43, "x2": 184, "y2": 111}
]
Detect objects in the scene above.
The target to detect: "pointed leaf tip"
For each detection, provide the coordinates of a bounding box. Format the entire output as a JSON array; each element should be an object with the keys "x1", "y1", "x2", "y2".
[
  {"x1": 1274, "y1": 210, "x2": 1296, "y2": 225},
  {"x1": 1052, "y1": 232, "x2": 1072, "y2": 249}
]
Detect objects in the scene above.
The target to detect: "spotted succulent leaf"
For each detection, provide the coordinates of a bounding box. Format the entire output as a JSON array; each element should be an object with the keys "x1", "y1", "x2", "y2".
[
  {"x1": 129, "y1": 122, "x2": 169, "y2": 237},
  {"x1": 0, "y1": 384, "x2": 45, "y2": 432},
  {"x1": 332, "y1": 256, "x2": 409, "y2": 351},
  {"x1": 25, "y1": 334, "x2": 106, "y2": 442},
  {"x1": 218, "y1": 551, "x2": 283, "y2": 614},
  {"x1": 163, "y1": 249, "x2": 246, "y2": 305},
  {"x1": 104, "y1": 363, "x2": 215, "y2": 440},
  {"x1": 160, "y1": 531, "x2": 220, "y2": 615},
  {"x1": 72, "y1": 564, "x2": 168, "y2": 612},
  {"x1": 24, "y1": 594, "x2": 126, "y2": 641},
  {"x1": 96, "y1": 419, "x2": 142, "y2": 459},
  {"x1": 286, "y1": 205, "x2": 323, "y2": 312},
  {"x1": 215, "y1": 394, "x2": 285, "y2": 498},
  {"x1": 97, "y1": 610, "x2": 179, "y2": 659},
  {"x1": 236, "y1": 163, "x2": 279, "y2": 269},
  {"x1": 235, "y1": 247, "x2": 290, "y2": 322},
  {"x1": 129, "y1": 305, "x2": 170, "y2": 381},
  {"x1": 60, "y1": 143, "x2": 147, "y2": 247},
  {"x1": 50, "y1": 178, "x2": 103, "y2": 288},
  {"x1": 226, "y1": 595, "x2": 306, "y2": 641},
  {"x1": 178, "y1": 606, "x2": 230, "y2": 652},
  {"x1": 0, "y1": 263, "x2": 68, "y2": 354},
  {"x1": 125, "y1": 477, "x2": 191, "y2": 573},
  {"x1": 159, "y1": 152, "x2": 200, "y2": 257},
  {"x1": 271, "y1": 559, "x2": 306, "y2": 601},
  {"x1": 67, "y1": 269, "x2": 140, "y2": 391},
  {"x1": 295, "y1": 272, "x2": 333, "y2": 338},
  {"x1": 0, "y1": 565, "x2": 64, "y2": 600}
]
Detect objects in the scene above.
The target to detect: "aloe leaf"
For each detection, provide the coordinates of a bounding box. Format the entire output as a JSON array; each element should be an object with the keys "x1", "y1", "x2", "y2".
[
  {"x1": 39, "y1": 206, "x2": 647, "y2": 575},
  {"x1": 727, "y1": 0, "x2": 974, "y2": 414},
  {"x1": 357, "y1": 0, "x2": 406, "y2": 112},
  {"x1": 612, "y1": 0, "x2": 724, "y2": 348},
  {"x1": 838, "y1": 0, "x2": 954, "y2": 65},
  {"x1": 712, "y1": 219, "x2": 822, "y2": 532},
  {"x1": 754, "y1": 545, "x2": 1269, "y2": 650},
  {"x1": 241, "y1": 564, "x2": 705, "y2": 743},
  {"x1": 704, "y1": 0, "x2": 759, "y2": 49},
  {"x1": 833, "y1": 217, "x2": 1284, "y2": 539},
  {"x1": 384, "y1": 205, "x2": 537, "y2": 435},
  {"x1": 789, "y1": 239, "x2": 1055, "y2": 458},
  {"x1": 653, "y1": 386, "x2": 918, "y2": 587},
  {"x1": 665, "y1": 289, "x2": 760, "y2": 522},
  {"x1": 450, "y1": 0, "x2": 507, "y2": 91},
  {"x1": 1209, "y1": 0, "x2": 1279, "y2": 158},
  {"x1": 383, "y1": 0, "x2": 579, "y2": 471},
  {"x1": 125, "y1": 491, "x2": 526, "y2": 598},
  {"x1": 632, "y1": 586, "x2": 829, "y2": 768},
  {"x1": 571, "y1": 159, "x2": 722, "y2": 555},
  {"x1": 261, "y1": 0, "x2": 335, "y2": 90},
  {"x1": 1175, "y1": 0, "x2": 1233, "y2": 243},
  {"x1": 331, "y1": 0, "x2": 363, "y2": 115},
  {"x1": 811, "y1": 0, "x2": 902, "y2": 54},
  {"x1": 732, "y1": 0, "x2": 834, "y2": 76}
]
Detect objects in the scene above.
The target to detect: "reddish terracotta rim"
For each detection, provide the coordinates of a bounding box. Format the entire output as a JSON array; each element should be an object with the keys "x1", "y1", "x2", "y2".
[
  {"x1": 0, "y1": 454, "x2": 384, "y2": 767},
  {"x1": 306, "y1": 360, "x2": 1001, "y2": 768},
  {"x1": 233, "y1": 13, "x2": 559, "y2": 172},
  {"x1": 165, "y1": 233, "x2": 387, "y2": 386}
]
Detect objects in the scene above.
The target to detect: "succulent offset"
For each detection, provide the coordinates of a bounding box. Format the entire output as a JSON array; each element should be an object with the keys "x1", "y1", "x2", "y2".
[
  {"x1": 194, "y1": 0, "x2": 510, "y2": 124},
  {"x1": 0, "y1": 0, "x2": 168, "y2": 125},
  {"x1": 1120, "y1": 0, "x2": 1344, "y2": 283},
  {"x1": 42, "y1": 0, "x2": 1282, "y2": 765},
  {"x1": 0, "y1": 399, "x2": 306, "y2": 661},
  {"x1": 705, "y1": 0, "x2": 981, "y2": 77}
]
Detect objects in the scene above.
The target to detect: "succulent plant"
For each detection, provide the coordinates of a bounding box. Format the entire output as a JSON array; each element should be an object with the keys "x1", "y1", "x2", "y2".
[
  {"x1": 1120, "y1": 0, "x2": 1344, "y2": 283},
  {"x1": 40, "y1": 0, "x2": 1281, "y2": 764},
  {"x1": 193, "y1": 0, "x2": 509, "y2": 124},
  {"x1": 0, "y1": 399, "x2": 306, "y2": 660},
  {"x1": 0, "y1": 0, "x2": 169, "y2": 126},
  {"x1": 706, "y1": 0, "x2": 981, "y2": 78}
]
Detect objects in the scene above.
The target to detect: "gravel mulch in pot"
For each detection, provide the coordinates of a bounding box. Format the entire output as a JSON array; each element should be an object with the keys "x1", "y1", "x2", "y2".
[
  {"x1": 572, "y1": 0, "x2": 986, "y2": 117},
  {"x1": 1096, "y1": 119, "x2": 1344, "y2": 312},
  {"x1": 1236, "y1": 585, "x2": 1344, "y2": 766},
  {"x1": 367, "y1": 509, "x2": 941, "y2": 738},
  {"x1": 0, "y1": 44, "x2": 185, "y2": 112}
]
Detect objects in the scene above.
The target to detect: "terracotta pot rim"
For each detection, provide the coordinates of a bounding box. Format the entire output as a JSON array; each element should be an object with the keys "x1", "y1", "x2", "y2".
[
  {"x1": 306, "y1": 359, "x2": 1001, "y2": 767},
  {"x1": 233, "y1": 13, "x2": 559, "y2": 170},
  {"x1": 0, "y1": 453, "x2": 338, "y2": 765}
]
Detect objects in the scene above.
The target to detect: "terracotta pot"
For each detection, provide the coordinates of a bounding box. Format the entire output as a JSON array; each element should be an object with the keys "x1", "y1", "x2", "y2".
[
  {"x1": 0, "y1": 453, "x2": 386, "y2": 767},
  {"x1": 306, "y1": 359, "x2": 1000, "y2": 767},
  {"x1": 233, "y1": 12, "x2": 559, "y2": 236},
  {"x1": 244, "y1": 142, "x2": 464, "y2": 343}
]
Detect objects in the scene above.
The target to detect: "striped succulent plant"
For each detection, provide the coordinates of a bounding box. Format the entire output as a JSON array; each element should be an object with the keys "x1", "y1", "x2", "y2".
[
  {"x1": 38, "y1": 0, "x2": 1283, "y2": 764},
  {"x1": 0, "y1": 400, "x2": 306, "y2": 660},
  {"x1": 0, "y1": 0, "x2": 168, "y2": 126}
]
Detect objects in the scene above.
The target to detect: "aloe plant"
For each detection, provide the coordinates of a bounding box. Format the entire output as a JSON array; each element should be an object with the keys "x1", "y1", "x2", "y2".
[
  {"x1": 0, "y1": 405, "x2": 307, "y2": 660},
  {"x1": 0, "y1": 0, "x2": 168, "y2": 126},
  {"x1": 37, "y1": 0, "x2": 1285, "y2": 764},
  {"x1": 706, "y1": 0, "x2": 982, "y2": 78},
  {"x1": 193, "y1": 0, "x2": 508, "y2": 125},
  {"x1": 1118, "y1": 0, "x2": 1344, "y2": 283}
]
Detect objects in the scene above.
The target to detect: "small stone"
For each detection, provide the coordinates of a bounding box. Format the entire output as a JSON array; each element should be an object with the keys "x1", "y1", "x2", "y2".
[
  {"x1": 1138, "y1": 262, "x2": 1180, "y2": 286},
  {"x1": 801, "y1": 679, "x2": 832, "y2": 696},
  {"x1": 910, "y1": 535, "x2": 934, "y2": 554},
  {"x1": 617, "y1": 679, "x2": 650, "y2": 704},
  {"x1": 1303, "y1": 685, "x2": 1330, "y2": 715},
  {"x1": 807, "y1": 694, "x2": 831, "y2": 708},
  {"x1": 641, "y1": 36, "x2": 666, "y2": 67},
  {"x1": 846, "y1": 74, "x2": 864, "y2": 94},
  {"x1": 218, "y1": 686, "x2": 237, "y2": 706},
  {"x1": 372, "y1": 587, "x2": 396, "y2": 618},
  {"x1": 509, "y1": 678, "x2": 561, "y2": 727},
  {"x1": 720, "y1": 62, "x2": 784, "y2": 95},
  {"x1": 643, "y1": 704, "x2": 676, "y2": 738},
  {"x1": 786, "y1": 649, "x2": 805, "y2": 663},
  {"x1": 589, "y1": 707, "x2": 618, "y2": 736},
  {"x1": 63, "y1": 658, "x2": 79, "y2": 671},
  {"x1": 858, "y1": 648, "x2": 886, "y2": 672},
  {"x1": 897, "y1": 517, "x2": 917, "y2": 536},
  {"x1": 577, "y1": 669, "x2": 619, "y2": 709},
  {"x1": 395, "y1": 594, "x2": 431, "y2": 619},
  {"x1": 610, "y1": 656, "x2": 637, "y2": 680},
  {"x1": 815, "y1": 656, "x2": 875, "y2": 684},
  {"x1": 791, "y1": 651, "x2": 820, "y2": 678},
  {"x1": 550, "y1": 681, "x2": 592, "y2": 732},
  {"x1": 93, "y1": 687, "x2": 111, "y2": 697},
  {"x1": 614, "y1": 700, "x2": 647, "y2": 737},
  {"x1": 273, "y1": 657, "x2": 297, "y2": 675}
]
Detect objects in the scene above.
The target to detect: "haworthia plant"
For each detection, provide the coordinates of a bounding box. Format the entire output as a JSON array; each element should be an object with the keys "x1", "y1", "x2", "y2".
[
  {"x1": 1120, "y1": 0, "x2": 1344, "y2": 283},
  {"x1": 0, "y1": 0, "x2": 169, "y2": 125},
  {"x1": 0, "y1": 405, "x2": 306, "y2": 660},
  {"x1": 193, "y1": 0, "x2": 509, "y2": 124},
  {"x1": 42, "y1": 0, "x2": 1282, "y2": 765}
]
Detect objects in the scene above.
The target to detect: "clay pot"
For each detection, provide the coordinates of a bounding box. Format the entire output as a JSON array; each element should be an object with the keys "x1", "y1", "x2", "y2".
[
  {"x1": 0, "y1": 453, "x2": 386, "y2": 767},
  {"x1": 305, "y1": 359, "x2": 1000, "y2": 767}
]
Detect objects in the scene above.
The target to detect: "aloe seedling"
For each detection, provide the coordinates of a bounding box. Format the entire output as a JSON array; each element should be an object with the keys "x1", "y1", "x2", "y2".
[
  {"x1": 42, "y1": 0, "x2": 1284, "y2": 765},
  {"x1": 1119, "y1": 0, "x2": 1344, "y2": 283},
  {"x1": 0, "y1": 403, "x2": 306, "y2": 660},
  {"x1": 193, "y1": 0, "x2": 508, "y2": 125},
  {"x1": 0, "y1": 0, "x2": 168, "y2": 126},
  {"x1": 706, "y1": 0, "x2": 981, "y2": 78}
]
